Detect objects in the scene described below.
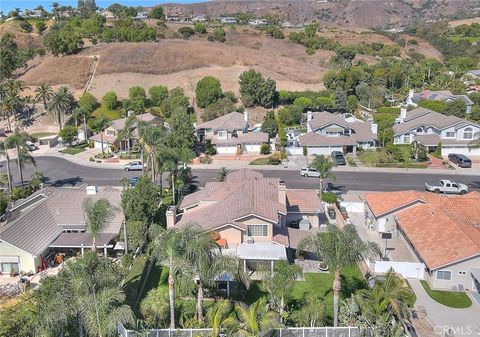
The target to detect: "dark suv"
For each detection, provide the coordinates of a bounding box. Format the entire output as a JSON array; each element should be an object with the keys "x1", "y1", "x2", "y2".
[
  {"x1": 332, "y1": 153, "x2": 346, "y2": 166},
  {"x1": 448, "y1": 153, "x2": 472, "y2": 168}
]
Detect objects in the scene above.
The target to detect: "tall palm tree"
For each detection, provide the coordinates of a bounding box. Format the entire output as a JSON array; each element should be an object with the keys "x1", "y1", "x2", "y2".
[
  {"x1": 73, "y1": 107, "x2": 91, "y2": 142},
  {"x1": 138, "y1": 122, "x2": 165, "y2": 182},
  {"x1": 118, "y1": 115, "x2": 137, "y2": 153},
  {"x1": 83, "y1": 198, "x2": 117, "y2": 251},
  {"x1": 150, "y1": 226, "x2": 195, "y2": 329},
  {"x1": 5, "y1": 129, "x2": 35, "y2": 188},
  {"x1": 1, "y1": 79, "x2": 26, "y2": 131},
  {"x1": 298, "y1": 223, "x2": 381, "y2": 327},
  {"x1": 186, "y1": 228, "x2": 249, "y2": 323},
  {"x1": 90, "y1": 117, "x2": 110, "y2": 156},
  {"x1": 34, "y1": 83, "x2": 54, "y2": 111},
  {"x1": 206, "y1": 300, "x2": 237, "y2": 337},
  {"x1": 234, "y1": 298, "x2": 280, "y2": 337},
  {"x1": 309, "y1": 154, "x2": 335, "y2": 195},
  {"x1": 48, "y1": 86, "x2": 74, "y2": 131},
  {"x1": 0, "y1": 141, "x2": 13, "y2": 192}
]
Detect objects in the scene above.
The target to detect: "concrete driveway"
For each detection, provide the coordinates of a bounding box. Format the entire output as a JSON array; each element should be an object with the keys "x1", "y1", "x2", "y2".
[{"x1": 409, "y1": 279, "x2": 480, "y2": 336}]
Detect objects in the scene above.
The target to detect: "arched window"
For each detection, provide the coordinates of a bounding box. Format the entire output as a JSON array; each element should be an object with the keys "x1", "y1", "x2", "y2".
[
  {"x1": 416, "y1": 127, "x2": 423, "y2": 133},
  {"x1": 463, "y1": 127, "x2": 474, "y2": 139}
]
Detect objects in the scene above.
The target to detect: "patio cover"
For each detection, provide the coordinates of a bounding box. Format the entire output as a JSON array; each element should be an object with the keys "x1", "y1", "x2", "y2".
[
  {"x1": 236, "y1": 242, "x2": 287, "y2": 260},
  {"x1": 471, "y1": 269, "x2": 480, "y2": 282},
  {"x1": 49, "y1": 233, "x2": 117, "y2": 248}
]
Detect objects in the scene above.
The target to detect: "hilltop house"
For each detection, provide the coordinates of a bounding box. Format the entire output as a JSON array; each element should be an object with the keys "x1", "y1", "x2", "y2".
[
  {"x1": 0, "y1": 185, "x2": 124, "y2": 275},
  {"x1": 291, "y1": 111, "x2": 377, "y2": 156},
  {"x1": 365, "y1": 191, "x2": 480, "y2": 292},
  {"x1": 134, "y1": 11, "x2": 148, "y2": 20},
  {"x1": 220, "y1": 17, "x2": 237, "y2": 24},
  {"x1": 192, "y1": 14, "x2": 207, "y2": 22},
  {"x1": 24, "y1": 9, "x2": 43, "y2": 18},
  {"x1": 195, "y1": 112, "x2": 269, "y2": 155},
  {"x1": 393, "y1": 107, "x2": 480, "y2": 156},
  {"x1": 167, "y1": 169, "x2": 324, "y2": 273},
  {"x1": 249, "y1": 19, "x2": 268, "y2": 27},
  {"x1": 466, "y1": 69, "x2": 480, "y2": 81},
  {"x1": 406, "y1": 89, "x2": 474, "y2": 114},
  {"x1": 89, "y1": 113, "x2": 162, "y2": 153},
  {"x1": 100, "y1": 9, "x2": 117, "y2": 20}
]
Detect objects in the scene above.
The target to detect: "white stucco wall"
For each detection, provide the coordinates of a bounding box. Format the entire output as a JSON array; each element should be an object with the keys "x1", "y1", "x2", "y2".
[
  {"x1": 426, "y1": 256, "x2": 480, "y2": 291},
  {"x1": 0, "y1": 241, "x2": 39, "y2": 274}
]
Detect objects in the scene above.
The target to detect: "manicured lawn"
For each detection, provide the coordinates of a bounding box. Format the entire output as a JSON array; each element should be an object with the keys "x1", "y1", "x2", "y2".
[
  {"x1": 123, "y1": 255, "x2": 149, "y2": 313},
  {"x1": 357, "y1": 148, "x2": 428, "y2": 169},
  {"x1": 30, "y1": 132, "x2": 57, "y2": 139},
  {"x1": 249, "y1": 157, "x2": 271, "y2": 165},
  {"x1": 59, "y1": 147, "x2": 86, "y2": 155},
  {"x1": 92, "y1": 105, "x2": 122, "y2": 121},
  {"x1": 420, "y1": 280, "x2": 472, "y2": 308}
]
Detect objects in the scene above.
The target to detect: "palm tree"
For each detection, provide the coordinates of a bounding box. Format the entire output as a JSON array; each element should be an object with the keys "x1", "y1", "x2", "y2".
[
  {"x1": 0, "y1": 141, "x2": 13, "y2": 192},
  {"x1": 298, "y1": 223, "x2": 381, "y2": 327},
  {"x1": 262, "y1": 260, "x2": 302, "y2": 323},
  {"x1": 186, "y1": 228, "x2": 249, "y2": 323},
  {"x1": 290, "y1": 295, "x2": 325, "y2": 327},
  {"x1": 90, "y1": 117, "x2": 110, "y2": 156},
  {"x1": 206, "y1": 300, "x2": 237, "y2": 337},
  {"x1": 5, "y1": 129, "x2": 35, "y2": 188},
  {"x1": 48, "y1": 86, "x2": 74, "y2": 131},
  {"x1": 1, "y1": 79, "x2": 26, "y2": 131},
  {"x1": 309, "y1": 154, "x2": 335, "y2": 195},
  {"x1": 138, "y1": 122, "x2": 165, "y2": 182},
  {"x1": 151, "y1": 226, "x2": 195, "y2": 329},
  {"x1": 216, "y1": 167, "x2": 229, "y2": 182},
  {"x1": 52, "y1": 2, "x2": 60, "y2": 18},
  {"x1": 234, "y1": 298, "x2": 280, "y2": 337},
  {"x1": 83, "y1": 198, "x2": 117, "y2": 251},
  {"x1": 118, "y1": 115, "x2": 137, "y2": 153},
  {"x1": 74, "y1": 107, "x2": 91, "y2": 142},
  {"x1": 34, "y1": 83, "x2": 54, "y2": 112}
]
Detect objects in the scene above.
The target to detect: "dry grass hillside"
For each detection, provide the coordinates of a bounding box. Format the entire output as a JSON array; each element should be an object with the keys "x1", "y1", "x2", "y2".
[{"x1": 0, "y1": 20, "x2": 43, "y2": 49}]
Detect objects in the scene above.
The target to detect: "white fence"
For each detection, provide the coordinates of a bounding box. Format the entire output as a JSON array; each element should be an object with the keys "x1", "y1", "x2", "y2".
[
  {"x1": 374, "y1": 261, "x2": 425, "y2": 279},
  {"x1": 118, "y1": 325, "x2": 360, "y2": 337}
]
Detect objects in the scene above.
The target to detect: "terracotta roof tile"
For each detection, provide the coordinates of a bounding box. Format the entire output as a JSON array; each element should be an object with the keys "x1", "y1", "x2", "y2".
[{"x1": 287, "y1": 189, "x2": 323, "y2": 213}]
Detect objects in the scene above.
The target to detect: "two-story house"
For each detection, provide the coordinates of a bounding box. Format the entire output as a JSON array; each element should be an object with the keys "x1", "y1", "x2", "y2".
[
  {"x1": 406, "y1": 89, "x2": 474, "y2": 114},
  {"x1": 90, "y1": 113, "x2": 163, "y2": 153},
  {"x1": 393, "y1": 107, "x2": 480, "y2": 156},
  {"x1": 295, "y1": 111, "x2": 377, "y2": 156},
  {"x1": 166, "y1": 169, "x2": 323, "y2": 274},
  {"x1": 196, "y1": 112, "x2": 269, "y2": 155}
]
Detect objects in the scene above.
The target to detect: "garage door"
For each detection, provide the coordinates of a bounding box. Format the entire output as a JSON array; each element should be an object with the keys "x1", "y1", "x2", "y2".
[
  {"x1": 307, "y1": 147, "x2": 331, "y2": 156},
  {"x1": 216, "y1": 146, "x2": 237, "y2": 154},
  {"x1": 245, "y1": 144, "x2": 261, "y2": 153},
  {"x1": 442, "y1": 147, "x2": 480, "y2": 156}
]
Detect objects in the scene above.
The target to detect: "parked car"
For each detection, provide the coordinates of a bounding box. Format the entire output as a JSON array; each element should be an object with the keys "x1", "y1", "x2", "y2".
[
  {"x1": 339, "y1": 206, "x2": 348, "y2": 220},
  {"x1": 25, "y1": 141, "x2": 37, "y2": 151},
  {"x1": 331, "y1": 151, "x2": 343, "y2": 156},
  {"x1": 327, "y1": 206, "x2": 336, "y2": 219},
  {"x1": 300, "y1": 167, "x2": 320, "y2": 177},
  {"x1": 425, "y1": 179, "x2": 468, "y2": 194},
  {"x1": 129, "y1": 176, "x2": 139, "y2": 186},
  {"x1": 124, "y1": 161, "x2": 143, "y2": 171},
  {"x1": 332, "y1": 153, "x2": 346, "y2": 166},
  {"x1": 448, "y1": 153, "x2": 472, "y2": 168}
]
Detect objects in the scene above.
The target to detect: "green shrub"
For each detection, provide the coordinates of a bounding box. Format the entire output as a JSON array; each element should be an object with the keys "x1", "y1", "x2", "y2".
[
  {"x1": 432, "y1": 142, "x2": 443, "y2": 159},
  {"x1": 260, "y1": 143, "x2": 270, "y2": 155},
  {"x1": 303, "y1": 146, "x2": 308, "y2": 156},
  {"x1": 321, "y1": 192, "x2": 337, "y2": 204},
  {"x1": 178, "y1": 26, "x2": 195, "y2": 39},
  {"x1": 377, "y1": 106, "x2": 400, "y2": 114},
  {"x1": 200, "y1": 155, "x2": 212, "y2": 164},
  {"x1": 205, "y1": 145, "x2": 217, "y2": 155}
]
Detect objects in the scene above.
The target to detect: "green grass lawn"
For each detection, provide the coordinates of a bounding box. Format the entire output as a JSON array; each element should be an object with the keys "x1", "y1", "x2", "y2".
[
  {"x1": 30, "y1": 132, "x2": 57, "y2": 139},
  {"x1": 123, "y1": 255, "x2": 149, "y2": 314},
  {"x1": 59, "y1": 147, "x2": 86, "y2": 155},
  {"x1": 249, "y1": 157, "x2": 271, "y2": 165},
  {"x1": 357, "y1": 147, "x2": 428, "y2": 169},
  {"x1": 420, "y1": 280, "x2": 472, "y2": 308},
  {"x1": 92, "y1": 105, "x2": 122, "y2": 121}
]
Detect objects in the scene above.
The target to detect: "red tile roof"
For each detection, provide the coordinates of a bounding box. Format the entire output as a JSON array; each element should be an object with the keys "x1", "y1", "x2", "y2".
[
  {"x1": 365, "y1": 191, "x2": 434, "y2": 217},
  {"x1": 287, "y1": 189, "x2": 323, "y2": 213}
]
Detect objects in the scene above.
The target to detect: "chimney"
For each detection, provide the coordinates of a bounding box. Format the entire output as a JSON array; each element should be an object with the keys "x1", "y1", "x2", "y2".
[
  {"x1": 278, "y1": 180, "x2": 286, "y2": 206},
  {"x1": 371, "y1": 123, "x2": 378, "y2": 135},
  {"x1": 86, "y1": 185, "x2": 98, "y2": 195},
  {"x1": 307, "y1": 111, "x2": 313, "y2": 133},
  {"x1": 166, "y1": 206, "x2": 177, "y2": 229},
  {"x1": 400, "y1": 107, "x2": 407, "y2": 121},
  {"x1": 243, "y1": 110, "x2": 249, "y2": 123}
]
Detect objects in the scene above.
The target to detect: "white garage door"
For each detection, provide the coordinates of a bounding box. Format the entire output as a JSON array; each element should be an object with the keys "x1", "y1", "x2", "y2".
[
  {"x1": 307, "y1": 146, "x2": 343, "y2": 156},
  {"x1": 245, "y1": 144, "x2": 261, "y2": 153},
  {"x1": 442, "y1": 147, "x2": 480, "y2": 156},
  {"x1": 216, "y1": 145, "x2": 237, "y2": 154}
]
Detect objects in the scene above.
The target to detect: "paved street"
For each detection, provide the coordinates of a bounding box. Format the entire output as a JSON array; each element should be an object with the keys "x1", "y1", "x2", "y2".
[{"x1": 2, "y1": 156, "x2": 479, "y2": 192}]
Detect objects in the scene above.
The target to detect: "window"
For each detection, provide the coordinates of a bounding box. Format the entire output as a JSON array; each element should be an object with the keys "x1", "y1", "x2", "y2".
[
  {"x1": 463, "y1": 127, "x2": 473, "y2": 140},
  {"x1": 458, "y1": 271, "x2": 467, "y2": 276},
  {"x1": 416, "y1": 127, "x2": 423, "y2": 133},
  {"x1": 445, "y1": 131, "x2": 455, "y2": 138},
  {"x1": 247, "y1": 224, "x2": 268, "y2": 236},
  {"x1": 436, "y1": 270, "x2": 452, "y2": 280},
  {"x1": 403, "y1": 134, "x2": 411, "y2": 143},
  {"x1": 218, "y1": 130, "x2": 227, "y2": 139},
  {"x1": 107, "y1": 130, "x2": 116, "y2": 136},
  {"x1": 1, "y1": 262, "x2": 19, "y2": 273}
]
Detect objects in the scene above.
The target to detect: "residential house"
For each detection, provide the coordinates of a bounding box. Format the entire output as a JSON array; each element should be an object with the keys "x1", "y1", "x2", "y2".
[
  {"x1": 89, "y1": 112, "x2": 162, "y2": 153},
  {"x1": 195, "y1": 111, "x2": 269, "y2": 155},
  {"x1": 192, "y1": 14, "x2": 207, "y2": 22},
  {"x1": 100, "y1": 9, "x2": 117, "y2": 19},
  {"x1": 293, "y1": 111, "x2": 377, "y2": 156},
  {"x1": 365, "y1": 191, "x2": 480, "y2": 292},
  {"x1": 466, "y1": 69, "x2": 480, "y2": 81},
  {"x1": 249, "y1": 19, "x2": 268, "y2": 27},
  {"x1": 0, "y1": 185, "x2": 124, "y2": 275},
  {"x1": 406, "y1": 89, "x2": 474, "y2": 114},
  {"x1": 166, "y1": 169, "x2": 323, "y2": 273},
  {"x1": 24, "y1": 9, "x2": 43, "y2": 18},
  {"x1": 134, "y1": 11, "x2": 148, "y2": 20},
  {"x1": 220, "y1": 17, "x2": 237, "y2": 24},
  {"x1": 393, "y1": 107, "x2": 480, "y2": 156}
]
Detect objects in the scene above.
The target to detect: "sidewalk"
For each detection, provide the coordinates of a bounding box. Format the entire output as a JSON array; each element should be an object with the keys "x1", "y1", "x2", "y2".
[{"x1": 409, "y1": 279, "x2": 480, "y2": 336}]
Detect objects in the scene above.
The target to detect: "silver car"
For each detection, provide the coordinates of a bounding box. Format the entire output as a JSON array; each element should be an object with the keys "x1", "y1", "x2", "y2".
[{"x1": 300, "y1": 167, "x2": 320, "y2": 177}]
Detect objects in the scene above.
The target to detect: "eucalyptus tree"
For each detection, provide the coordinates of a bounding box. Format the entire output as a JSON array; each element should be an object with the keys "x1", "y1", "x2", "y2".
[
  {"x1": 150, "y1": 225, "x2": 196, "y2": 329},
  {"x1": 298, "y1": 223, "x2": 381, "y2": 327},
  {"x1": 186, "y1": 228, "x2": 249, "y2": 323},
  {"x1": 83, "y1": 198, "x2": 117, "y2": 251},
  {"x1": 34, "y1": 83, "x2": 54, "y2": 111}
]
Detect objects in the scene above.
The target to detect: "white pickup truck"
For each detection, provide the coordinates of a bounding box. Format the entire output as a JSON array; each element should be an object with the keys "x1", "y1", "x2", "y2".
[{"x1": 425, "y1": 179, "x2": 468, "y2": 195}]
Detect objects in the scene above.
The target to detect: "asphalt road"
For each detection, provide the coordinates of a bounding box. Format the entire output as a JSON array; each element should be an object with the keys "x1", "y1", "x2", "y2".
[{"x1": 2, "y1": 156, "x2": 479, "y2": 192}]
